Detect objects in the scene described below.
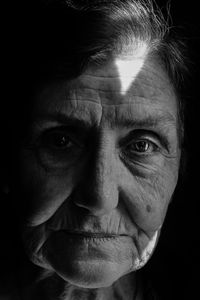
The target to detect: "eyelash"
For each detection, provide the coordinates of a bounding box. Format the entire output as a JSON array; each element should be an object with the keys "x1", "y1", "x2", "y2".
[
  {"x1": 125, "y1": 138, "x2": 159, "y2": 154},
  {"x1": 40, "y1": 130, "x2": 76, "y2": 150}
]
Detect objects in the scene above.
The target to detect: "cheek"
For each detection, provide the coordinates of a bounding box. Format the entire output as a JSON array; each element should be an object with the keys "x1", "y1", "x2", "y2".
[
  {"x1": 17, "y1": 150, "x2": 79, "y2": 226},
  {"x1": 124, "y1": 160, "x2": 179, "y2": 232}
]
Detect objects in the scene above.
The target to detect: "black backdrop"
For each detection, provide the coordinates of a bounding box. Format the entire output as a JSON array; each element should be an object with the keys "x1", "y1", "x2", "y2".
[{"x1": 144, "y1": 1, "x2": 200, "y2": 298}]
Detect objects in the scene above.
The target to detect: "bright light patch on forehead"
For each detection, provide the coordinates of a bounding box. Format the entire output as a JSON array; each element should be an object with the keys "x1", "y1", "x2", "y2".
[{"x1": 114, "y1": 44, "x2": 147, "y2": 95}]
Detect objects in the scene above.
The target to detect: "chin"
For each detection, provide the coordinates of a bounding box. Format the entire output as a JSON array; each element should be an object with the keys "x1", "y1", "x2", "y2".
[{"x1": 55, "y1": 259, "x2": 126, "y2": 288}]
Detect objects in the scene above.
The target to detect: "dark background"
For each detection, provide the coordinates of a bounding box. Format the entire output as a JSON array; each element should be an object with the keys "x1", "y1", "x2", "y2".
[
  {"x1": 0, "y1": 1, "x2": 199, "y2": 299},
  {"x1": 145, "y1": 1, "x2": 200, "y2": 298}
]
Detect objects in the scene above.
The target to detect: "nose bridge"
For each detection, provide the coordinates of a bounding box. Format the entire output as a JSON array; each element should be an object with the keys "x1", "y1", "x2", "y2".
[
  {"x1": 76, "y1": 136, "x2": 119, "y2": 215},
  {"x1": 95, "y1": 144, "x2": 116, "y2": 201}
]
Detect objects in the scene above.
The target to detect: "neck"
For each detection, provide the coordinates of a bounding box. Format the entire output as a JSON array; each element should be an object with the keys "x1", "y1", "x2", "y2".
[{"x1": 21, "y1": 271, "x2": 139, "y2": 300}]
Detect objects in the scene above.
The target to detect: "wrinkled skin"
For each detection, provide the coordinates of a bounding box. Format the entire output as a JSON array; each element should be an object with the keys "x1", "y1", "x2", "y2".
[{"x1": 16, "y1": 52, "x2": 181, "y2": 299}]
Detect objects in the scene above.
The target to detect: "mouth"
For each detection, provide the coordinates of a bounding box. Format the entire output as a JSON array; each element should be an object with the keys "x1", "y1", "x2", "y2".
[{"x1": 60, "y1": 230, "x2": 128, "y2": 239}]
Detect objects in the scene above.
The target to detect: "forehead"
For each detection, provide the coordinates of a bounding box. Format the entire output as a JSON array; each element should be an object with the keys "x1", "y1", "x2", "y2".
[{"x1": 33, "y1": 54, "x2": 178, "y2": 127}]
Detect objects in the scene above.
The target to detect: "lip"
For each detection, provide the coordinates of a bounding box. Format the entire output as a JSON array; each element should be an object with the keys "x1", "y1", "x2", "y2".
[{"x1": 60, "y1": 230, "x2": 128, "y2": 239}]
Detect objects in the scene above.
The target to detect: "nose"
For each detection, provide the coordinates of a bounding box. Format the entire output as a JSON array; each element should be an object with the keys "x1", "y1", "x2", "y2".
[{"x1": 74, "y1": 142, "x2": 119, "y2": 216}]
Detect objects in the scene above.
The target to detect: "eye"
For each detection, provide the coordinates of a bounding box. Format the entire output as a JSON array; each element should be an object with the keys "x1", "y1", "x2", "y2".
[
  {"x1": 125, "y1": 139, "x2": 159, "y2": 155},
  {"x1": 42, "y1": 130, "x2": 74, "y2": 150},
  {"x1": 32, "y1": 127, "x2": 84, "y2": 170}
]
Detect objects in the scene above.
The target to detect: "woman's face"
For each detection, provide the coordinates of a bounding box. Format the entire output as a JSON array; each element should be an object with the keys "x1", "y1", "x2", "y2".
[{"x1": 15, "y1": 54, "x2": 180, "y2": 288}]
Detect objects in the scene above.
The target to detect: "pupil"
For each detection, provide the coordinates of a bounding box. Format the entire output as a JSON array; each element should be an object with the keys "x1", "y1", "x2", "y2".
[
  {"x1": 55, "y1": 135, "x2": 68, "y2": 147},
  {"x1": 136, "y1": 141, "x2": 148, "y2": 152},
  {"x1": 60, "y1": 136, "x2": 66, "y2": 145}
]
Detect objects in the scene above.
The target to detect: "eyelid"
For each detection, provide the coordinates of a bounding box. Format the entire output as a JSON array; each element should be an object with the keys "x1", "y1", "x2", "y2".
[
  {"x1": 128, "y1": 138, "x2": 159, "y2": 151},
  {"x1": 126, "y1": 135, "x2": 159, "y2": 147},
  {"x1": 119, "y1": 129, "x2": 170, "y2": 151},
  {"x1": 36, "y1": 126, "x2": 84, "y2": 148},
  {"x1": 125, "y1": 139, "x2": 160, "y2": 158}
]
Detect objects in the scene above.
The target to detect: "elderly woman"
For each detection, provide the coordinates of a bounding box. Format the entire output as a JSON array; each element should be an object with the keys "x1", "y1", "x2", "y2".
[{"x1": 1, "y1": 0, "x2": 190, "y2": 299}]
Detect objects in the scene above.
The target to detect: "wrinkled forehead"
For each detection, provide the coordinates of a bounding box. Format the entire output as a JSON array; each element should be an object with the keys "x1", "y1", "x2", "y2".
[
  {"x1": 34, "y1": 52, "x2": 178, "y2": 125},
  {"x1": 68, "y1": 58, "x2": 174, "y2": 105}
]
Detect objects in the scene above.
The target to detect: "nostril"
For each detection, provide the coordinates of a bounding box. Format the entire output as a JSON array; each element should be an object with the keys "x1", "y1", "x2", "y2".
[{"x1": 71, "y1": 175, "x2": 118, "y2": 215}]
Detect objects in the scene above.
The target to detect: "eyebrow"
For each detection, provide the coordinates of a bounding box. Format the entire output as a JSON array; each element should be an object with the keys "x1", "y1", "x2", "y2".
[
  {"x1": 33, "y1": 111, "x2": 177, "y2": 130},
  {"x1": 113, "y1": 114, "x2": 177, "y2": 129},
  {"x1": 33, "y1": 112, "x2": 93, "y2": 130}
]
